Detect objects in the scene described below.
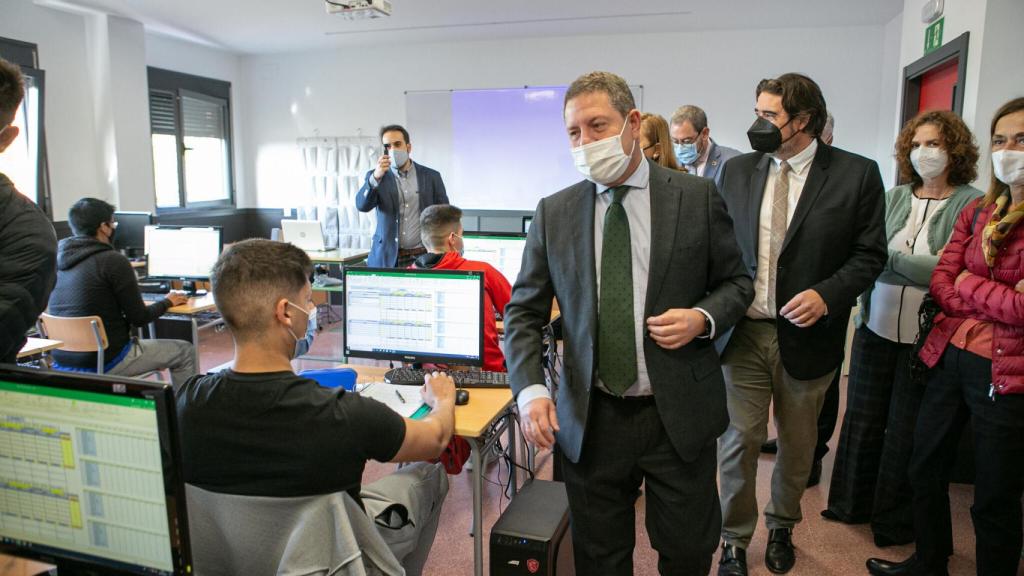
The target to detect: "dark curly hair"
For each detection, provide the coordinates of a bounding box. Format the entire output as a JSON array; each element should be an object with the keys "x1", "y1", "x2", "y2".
[{"x1": 895, "y1": 109, "x2": 978, "y2": 188}]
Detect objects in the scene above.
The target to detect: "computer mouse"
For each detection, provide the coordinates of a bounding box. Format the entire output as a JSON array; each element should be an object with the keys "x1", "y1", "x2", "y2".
[{"x1": 455, "y1": 389, "x2": 470, "y2": 406}]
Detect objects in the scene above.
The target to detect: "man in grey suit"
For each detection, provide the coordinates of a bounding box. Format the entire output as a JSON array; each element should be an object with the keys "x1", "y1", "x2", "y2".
[
  {"x1": 670, "y1": 104, "x2": 742, "y2": 186},
  {"x1": 505, "y1": 71, "x2": 754, "y2": 576}
]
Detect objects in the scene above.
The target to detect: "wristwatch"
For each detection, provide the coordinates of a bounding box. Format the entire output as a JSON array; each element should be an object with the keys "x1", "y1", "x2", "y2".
[{"x1": 702, "y1": 313, "x2": 713, "y2": 338}]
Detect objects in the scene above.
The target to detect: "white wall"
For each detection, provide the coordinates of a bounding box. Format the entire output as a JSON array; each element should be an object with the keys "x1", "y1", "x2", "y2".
[
  {"x1": 899, "y1": 0, "x2": 988, "y2": 130},
  {"x1": 0, "y1": 3, "x2": 246, "y2": 218},
  {"x1": 0, "y1": 1, "x2": 106, "y2": 218},
  {"x1": 241, "y1": 24, "x2": 892, "y2": 208},
  {"x1": 83, "y1": 14, "x2": 155, "y2": 213},
  {"x1": 973, "y1": 0, "x2": 1024, "y2": 188},
  {"x1": 897, "y1": 0, "x2": 1024, "y2": 189},
  {"x1": 875, "y1": 13, "x2": 905, "y2": 188},
  {"x1": 107, "y1": 16, "x2": 155, "y2": 212}
]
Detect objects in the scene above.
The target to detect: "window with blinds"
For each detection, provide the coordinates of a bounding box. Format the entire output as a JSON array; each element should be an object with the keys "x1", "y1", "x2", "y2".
[{"x1": 147, "y1": 67, "x2": 234, "y2": 209}]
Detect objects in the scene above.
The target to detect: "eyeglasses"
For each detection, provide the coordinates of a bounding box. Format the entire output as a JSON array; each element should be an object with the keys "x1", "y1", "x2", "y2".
[{"x1": 642, "y1": 143, "x2": 658, "y2": 151}]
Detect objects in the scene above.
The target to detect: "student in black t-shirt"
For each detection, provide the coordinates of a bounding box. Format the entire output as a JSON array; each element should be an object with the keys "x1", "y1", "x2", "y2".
[{"x1": 176, "y1": 239, "x2": 456, "y2": 575}]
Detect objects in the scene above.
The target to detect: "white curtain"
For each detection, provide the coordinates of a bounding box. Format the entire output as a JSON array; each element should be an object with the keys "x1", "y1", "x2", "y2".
[{"x1": 298, "y1": 137, "x2": 379, "y2": 249}]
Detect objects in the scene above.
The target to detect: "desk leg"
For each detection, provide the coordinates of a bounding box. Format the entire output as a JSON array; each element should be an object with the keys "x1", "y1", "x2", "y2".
[
  {"x1": 467, "y1": 437, "x2": 484, "y2": 576},
  {"x1": 190, "y1": 317, "x2": 200, "y2": 373},
  {"x1": 506, "y1": 410, "x2": 519, "y2": 498}
]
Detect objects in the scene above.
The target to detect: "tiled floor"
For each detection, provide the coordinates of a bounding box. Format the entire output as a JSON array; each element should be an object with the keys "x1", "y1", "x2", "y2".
[{"x1": 1, "y1": 319, "x2": 1003, "y2": 575}]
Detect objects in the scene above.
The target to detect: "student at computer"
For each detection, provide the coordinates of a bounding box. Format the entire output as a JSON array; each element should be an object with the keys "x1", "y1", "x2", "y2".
[
  {"x1": 413, "y1": 204, "x2": 512, "y2": 372},
  {"x1": 177, "y1": 239, "x2": 454, "y2": 575},
  {"x1": 48, "y1": 198, "x2": 196, "y2": 386}
]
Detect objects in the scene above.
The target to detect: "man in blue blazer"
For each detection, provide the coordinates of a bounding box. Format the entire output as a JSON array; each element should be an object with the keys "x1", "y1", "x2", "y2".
[
  {"x1": 355, "y1": 125, "x2": 448, "y2": 267},
  {"x1": 669, "y1": 104, "x2": 742, "y2": 186}
]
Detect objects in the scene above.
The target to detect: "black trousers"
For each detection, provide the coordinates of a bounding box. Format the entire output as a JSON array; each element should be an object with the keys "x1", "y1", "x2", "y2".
[
  {"x1": 910, "y1": 347, "x2": 1024, "y2": 575},
  {"x1": 827, "y1": 326, "x2": 921, "y2": 541},
  {"x1": 561, "y1": 391, "x2": 720, "y2": 576}
]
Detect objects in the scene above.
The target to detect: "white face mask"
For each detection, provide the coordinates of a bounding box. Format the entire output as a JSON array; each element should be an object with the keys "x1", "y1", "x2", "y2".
[
  {"x1": 992, "y1": 149, "x2": 1024, "y2": 187},
  {"x1": 910, "y1": 147, "x2": 948, "y2": 181},
  {"x1": 571, "y1": 117, "x2": 636, "y2": 185}
]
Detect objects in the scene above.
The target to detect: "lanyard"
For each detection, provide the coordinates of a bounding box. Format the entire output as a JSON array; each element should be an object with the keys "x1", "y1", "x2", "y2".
[{"x1": 904, "y1": 197, "x2": 934, "y2": 253}]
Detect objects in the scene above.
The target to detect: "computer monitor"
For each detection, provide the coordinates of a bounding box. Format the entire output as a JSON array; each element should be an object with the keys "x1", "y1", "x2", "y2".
[
  {"x1": 281, "y1": 219, "x2": 327, "y2": 252},
  {"x1": 112, "y1": 212, "x2": 152, "y2": 257},
  {"x1": 144, "y1": 225, "x2": 222, "y2": 281},
  {"x1": 522, "y1": 216, "x2": 533, "y2": 234},
  {"x1": 462, "y1": 232, "x2": 528, "y2": 285},
  {"x1": 343, "y1": 267, "x2": 484, "y2": 366},
  {"x1": 0, "y1": 366, "x2": 192, "y2": 575}
]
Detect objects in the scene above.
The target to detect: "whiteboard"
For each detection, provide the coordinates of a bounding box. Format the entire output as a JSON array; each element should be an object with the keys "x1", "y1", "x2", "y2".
[{"x1": 406, "y1": 85, "x2": 643, "y2": 211}]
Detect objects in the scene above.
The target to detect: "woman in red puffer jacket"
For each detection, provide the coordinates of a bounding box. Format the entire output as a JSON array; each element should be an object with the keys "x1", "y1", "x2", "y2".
[{"x1": 868, "y1": 97, "x2": 1024, "y2": 576}]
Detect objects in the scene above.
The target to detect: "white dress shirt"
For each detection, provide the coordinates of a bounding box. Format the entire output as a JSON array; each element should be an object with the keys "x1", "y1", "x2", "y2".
[
  {"x1": 868, "y1": 195, "x2": 947, "y2": 343},
  {"x1": 748, "y1": 139, "x2": 818, "y2": 319}
]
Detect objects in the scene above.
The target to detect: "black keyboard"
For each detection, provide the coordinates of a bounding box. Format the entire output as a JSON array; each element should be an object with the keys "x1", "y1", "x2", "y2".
[{"x1": 384, "y1": 368, "x2": 509, "y2": 388}]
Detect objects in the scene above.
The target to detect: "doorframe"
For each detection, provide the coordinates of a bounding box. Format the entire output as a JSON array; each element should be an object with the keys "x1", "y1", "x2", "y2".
[{"x1": 900, "y1": 31, "x2": 969, "y2": 125}]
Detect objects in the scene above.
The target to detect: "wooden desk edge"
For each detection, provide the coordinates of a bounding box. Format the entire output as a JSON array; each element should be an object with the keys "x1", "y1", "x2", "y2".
[
  {"x1": 334, "y1": 364, "x2": 513, "y2": 439},
  {"x1": 17, "y1": 338, "x2": 64, "y2": 358}
]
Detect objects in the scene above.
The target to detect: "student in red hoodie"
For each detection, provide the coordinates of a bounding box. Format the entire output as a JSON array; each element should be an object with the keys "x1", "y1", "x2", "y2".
[{"x1": 412, "y1": 204, "x2": 512, "y2": 372}]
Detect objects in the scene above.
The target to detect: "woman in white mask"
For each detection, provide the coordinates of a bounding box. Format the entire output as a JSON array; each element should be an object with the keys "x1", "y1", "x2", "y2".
[
  {"x1": 824, "y1": 110, "x2": 982, "y2": 548},
  {"x1": 867, "y1": 96, "x2": 1024, "y2": 576}
]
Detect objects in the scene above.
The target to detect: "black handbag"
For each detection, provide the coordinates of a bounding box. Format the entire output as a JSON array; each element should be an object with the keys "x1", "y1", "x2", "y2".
[
  {"x1": 909, "y1": 294, "x2": 942, "y2": 384},
  {"x1": 908, "y1": 204, "x2": 984, "y2": 384}
]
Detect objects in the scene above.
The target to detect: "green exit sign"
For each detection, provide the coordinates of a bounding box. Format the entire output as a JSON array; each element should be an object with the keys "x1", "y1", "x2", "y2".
[{"x1": 925, "y1": 17, "x2": 945, "y2": 54}]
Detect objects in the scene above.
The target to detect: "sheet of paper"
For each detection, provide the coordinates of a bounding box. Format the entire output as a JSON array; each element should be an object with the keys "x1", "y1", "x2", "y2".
[{"x1": 359, "y1": 382, "x2": 430, "y2": 419}]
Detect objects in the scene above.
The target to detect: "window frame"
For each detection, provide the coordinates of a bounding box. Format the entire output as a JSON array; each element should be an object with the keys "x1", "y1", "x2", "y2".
[
  {"x1": 147, "y1": 67, "x2": 235, "y2": 213},
  {"x1": 0, "y1": 37, "x2": 52, "y2": 219}
]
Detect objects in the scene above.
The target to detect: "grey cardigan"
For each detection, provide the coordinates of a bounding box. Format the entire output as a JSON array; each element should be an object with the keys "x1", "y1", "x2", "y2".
[{"x1": 856, "y1": 183, "x2": 983, "y2": 328}]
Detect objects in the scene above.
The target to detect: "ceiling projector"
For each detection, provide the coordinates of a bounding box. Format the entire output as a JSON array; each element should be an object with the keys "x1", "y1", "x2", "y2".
[{"x1": 325, "y1": 0, "x2": 392, "y2": 19}]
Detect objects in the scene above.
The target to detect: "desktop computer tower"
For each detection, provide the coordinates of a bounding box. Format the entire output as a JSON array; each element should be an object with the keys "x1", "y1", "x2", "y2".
[{"x1": 490, "y1": 480, "x2": 574, "y2": 575}]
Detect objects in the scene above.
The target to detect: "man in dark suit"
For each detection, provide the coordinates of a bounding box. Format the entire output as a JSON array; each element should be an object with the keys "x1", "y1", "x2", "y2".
[
  {"x1": 505, "y1": 71, "x2": 753, "y2": 576},
  {"x1": 715, "y1": 74, "x2": 886, "y2": 576},
  {"x1": 355, "y1": 124, "x2": 448, "y2": 267},
  {"x1": 669, "y1": 104, "x2": 742, "y2": 187}
]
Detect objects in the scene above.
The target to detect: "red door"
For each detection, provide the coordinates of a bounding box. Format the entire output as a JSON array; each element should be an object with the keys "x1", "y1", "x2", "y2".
[{"x1": 918, "y1": 58, "x2": 959, "y2": 112}]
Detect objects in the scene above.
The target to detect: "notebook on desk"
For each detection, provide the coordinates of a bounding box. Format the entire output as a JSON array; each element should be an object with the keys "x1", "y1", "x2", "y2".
[{"x1": 359, "y1": 382, "x2": 430, "y2": 419}]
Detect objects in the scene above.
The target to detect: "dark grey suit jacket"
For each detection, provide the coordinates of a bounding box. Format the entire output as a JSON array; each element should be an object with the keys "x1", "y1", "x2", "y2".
[
  {"x1": 505, "y1": 161, "x2": 754, "y2": 463},
  {"x1": 717, "y1": 143, "x2": 887, "y2": 380}
]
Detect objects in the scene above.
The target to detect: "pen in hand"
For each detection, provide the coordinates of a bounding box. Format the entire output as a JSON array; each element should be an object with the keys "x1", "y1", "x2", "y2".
[{"x1": 394, "y1": 389, "x2": 406, "y2": 403}]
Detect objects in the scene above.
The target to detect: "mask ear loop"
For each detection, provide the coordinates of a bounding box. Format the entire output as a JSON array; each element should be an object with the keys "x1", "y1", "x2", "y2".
[
  {"x1": 624, "y1": 111, "x2": 638, "y2": 158},
  {"x1": 285, "y1": 301, "x2": 310, "y2": 342},
  {"x1": 777, "y1": 113, "x2": 807, "y2": 148}
]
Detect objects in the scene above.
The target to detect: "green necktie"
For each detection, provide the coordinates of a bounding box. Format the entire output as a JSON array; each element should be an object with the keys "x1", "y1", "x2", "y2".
[{"x1": 598, "y1": 185, "x2": 638, "y2": 396}]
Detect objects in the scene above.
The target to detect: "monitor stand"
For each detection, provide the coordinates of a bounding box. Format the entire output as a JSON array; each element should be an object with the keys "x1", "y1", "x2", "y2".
[{"x1": 181, "y1": 280, "x2": 210, "y2": 297}]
